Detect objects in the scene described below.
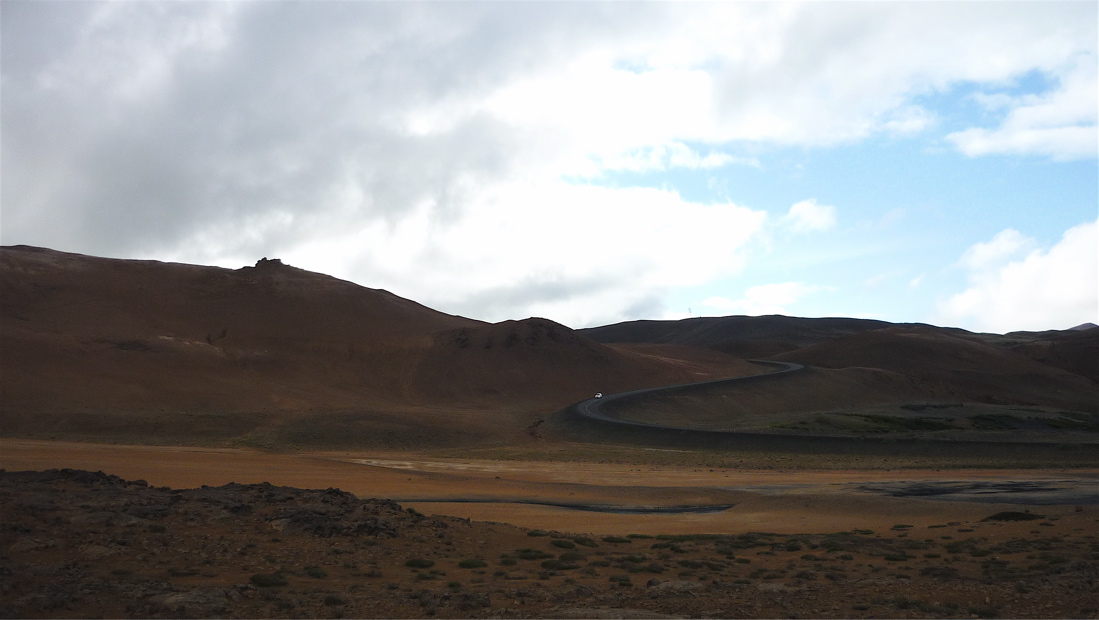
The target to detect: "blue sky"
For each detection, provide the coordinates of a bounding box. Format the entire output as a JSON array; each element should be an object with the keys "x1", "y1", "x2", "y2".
[
  {"x1": 2, "y1": 1, "x2": 1096, "y2": 333},
  {"x1": 639, "y1": 133, "x2": 1097, "y2": 326}
]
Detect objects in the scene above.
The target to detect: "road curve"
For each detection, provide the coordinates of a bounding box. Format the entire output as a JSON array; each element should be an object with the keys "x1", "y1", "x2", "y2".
[
  {"x1": 575, "y1": 360, "x2": 804, "y2": 428},
  {"x1": 550, "y1": 360, "x2": 1097, "y2": 459}
]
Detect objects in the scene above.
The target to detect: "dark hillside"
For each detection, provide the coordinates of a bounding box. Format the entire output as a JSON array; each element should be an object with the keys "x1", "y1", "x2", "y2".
[
  {"x1": 410, "y1": 318, "x2": 755, "y2": 407},
  {"x1": 579, "y1": 315, "x2": 895, "y2": 357},
  {"x1": 771, "y1": 326, "x2": 1096, "y2": 412},
  {"x1": 0, "y1": 246, "x2": 749, "y2": 447},
  {"x1": 981, "y1": 327, "x2": 1099, "y2": 382}
]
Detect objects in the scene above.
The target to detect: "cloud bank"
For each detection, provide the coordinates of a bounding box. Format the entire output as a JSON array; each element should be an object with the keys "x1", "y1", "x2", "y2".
[
  {"x1": 2, "y1": 2, "x2": 1095, "y2": 327},
  {"x1": 936, "y1": 220, "x2": 1098, "y2": 333}
]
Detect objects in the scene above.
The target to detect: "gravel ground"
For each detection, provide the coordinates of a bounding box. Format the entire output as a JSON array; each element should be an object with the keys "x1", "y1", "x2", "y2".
[{"x1": 2, "y1": 469, "x2": 1097, "y2": 619}]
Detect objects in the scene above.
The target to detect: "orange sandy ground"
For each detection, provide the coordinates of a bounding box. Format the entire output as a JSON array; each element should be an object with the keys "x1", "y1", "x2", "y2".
[{"x1": 2, "y1": 439, "x2": 1094, "y2": 536}]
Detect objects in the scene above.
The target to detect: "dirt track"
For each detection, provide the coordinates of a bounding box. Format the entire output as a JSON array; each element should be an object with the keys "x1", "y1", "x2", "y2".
[{"x1": 3, "y1": 439, "x2": 1094, "y2": 536}]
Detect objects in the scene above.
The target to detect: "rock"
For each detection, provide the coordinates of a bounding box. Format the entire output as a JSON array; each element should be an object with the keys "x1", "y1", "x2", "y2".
[
  {"x1": 71, "y1": 511, "x2": 147, "y2": 527},
  {"x1": 8, "y1": 538, "x2": 60, "y2": 552},
  {"x1": 147, "y1": 588, "x2": 228, "y2": 616},
  {"x1": 457, "y1": 591, "x2": 491, "y2": 610}
]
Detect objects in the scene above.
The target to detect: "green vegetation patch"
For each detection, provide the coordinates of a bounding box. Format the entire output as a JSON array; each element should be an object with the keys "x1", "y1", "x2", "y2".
[
  {"x1": 515, "y1": 548, "x2": 554, "y2": 560},
  {"x1": 1043, "y1": 413, "x2": 1099, "y2": 431},
  {"x1": 901, "y1": 403, "x2": 963, "y2": 411},
  {"x1": 249, "y1": 573, "x2": 288, "y2": 587},
  {"x1": 983, "y1": 511, "x2": 1045, "y2": 522},
  {"x1": 303, "y1": 565, "x2": 327, "y2": 578},
  {"x1": 541, "y1": 559, "x2": 581, "y2": 570},
  {"x1": 405, "y1": 558, "x2": 436, "y2": 569},
  {"x1": 970, "y1": 414, "x2": 1023, "y2": 430},
  {"x1": 458, "y1": 559, "x2": 487, "y2": 569},
  {"x1": 847, "y1": 414, "x2": 957, "y2": 431}
]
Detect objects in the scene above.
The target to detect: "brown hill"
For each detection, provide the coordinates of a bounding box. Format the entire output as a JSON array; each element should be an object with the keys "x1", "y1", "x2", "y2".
[
  {"x1": 0, "y1": 246, "x2": 749, "y2": 447},
  {"x1": 579, "y1": 315, "x2": 898, "y2": 358},
  {"x1": 770, "y1": 326, "x2": 1096, "y2": 412},
  {"x1": 411, "y1": 318, "x2": 759, "y2": 406},
  {"x1": 992, "y1": 327, "x2": 1099, "y2": 382},
  {"x1": 582, "y1": 315, "x2": 1099, "y2": 383},
  {"x1": 1, "y1": 246, "x2": 480, "y2": 414}
]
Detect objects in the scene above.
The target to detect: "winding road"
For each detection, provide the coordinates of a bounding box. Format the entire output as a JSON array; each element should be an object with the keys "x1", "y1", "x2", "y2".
[
  {"x1": 574, "y1": 360, "x2": 804, "y2": 428},
  {"x1": 552, "y1": 359, "x2": 1097, "y2": 459}
]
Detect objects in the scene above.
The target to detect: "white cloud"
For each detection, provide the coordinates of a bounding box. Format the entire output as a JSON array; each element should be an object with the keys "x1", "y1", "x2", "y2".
[
  {"x1": 596, "y1": 142, "x2": 757, "y2": 174},
  {"x1": 947, "y1": 58, "x2": 1098, "y2": 160},
  {"x1": 936, "y1": 220, "x2": 1098, "y2": 332},
  {"x1": 1, "y1": 2, "x2": 1095, "y2": 326},
  {"x1": 783, "y1": 199, "x2": 837, "y2": 233},
  {"x1": 703, "y1": 282, "x2": 830, "y2": 317},
  {"x1": 275, "y1": 182, "x2": 767, "y2": 327},
  {"x1": 864, "y1": 274, "x2": 889, "y2": 289},
  {"x1": 957, "y1": 229, "x2": 1036, "y2": 272}
]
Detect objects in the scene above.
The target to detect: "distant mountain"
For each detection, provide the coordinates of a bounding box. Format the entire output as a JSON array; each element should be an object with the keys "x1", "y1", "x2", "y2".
[
  {"x1": 770, "y1": 326, "x2": 1095, "y2": 412},
  {"x1": 996, "y1": 326, "x2": 1099, "y2": 383},
  {"x1": 580, "y1": 315, "x2": 906, "y2": 358},
  {"x1": 581, "y1": 314, "x2": 1097, "y2": 409}
]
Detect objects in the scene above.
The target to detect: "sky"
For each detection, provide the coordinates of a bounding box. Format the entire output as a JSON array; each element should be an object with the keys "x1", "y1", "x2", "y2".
[{"x1": 2, "y1": 1, "x2": 1096, "y2": 334}]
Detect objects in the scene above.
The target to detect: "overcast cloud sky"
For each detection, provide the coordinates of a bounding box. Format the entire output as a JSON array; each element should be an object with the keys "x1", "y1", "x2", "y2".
[{"x1": 2, "y1": 1, "x2": 1096, "y2": 333}]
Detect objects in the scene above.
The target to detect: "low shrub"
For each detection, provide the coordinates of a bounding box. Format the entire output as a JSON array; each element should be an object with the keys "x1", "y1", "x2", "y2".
[
  {"x1": 304, "y1": 566, "x2": 327, "y2": 578},
  {"x1": 249, "y1": 573, "x2": 288, "y2": 587},
  {"x1": 608, "y1": 574, "x2": 632, "y2": 586},
  {"x1": 983, "y1": 511, "x2": 1044, "y2": 522},
  {"x1": 541, "y1": 559, "x2": 580, "y2": 570}
]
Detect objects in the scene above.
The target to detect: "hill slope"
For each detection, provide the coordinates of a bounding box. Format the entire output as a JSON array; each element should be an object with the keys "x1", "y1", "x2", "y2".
[
  {"x1": 580, "y1": 315, "x2": 897, "y2": 358},
  {"x1": 770, "y1": 326, "x2": 1096, "y2": 412},
  {"x1": 568, "y1": 316, "x2": 1096, "y2": 442},
  {"x1": 0, "y1": 246, "x2": 749, "y2": 447}
]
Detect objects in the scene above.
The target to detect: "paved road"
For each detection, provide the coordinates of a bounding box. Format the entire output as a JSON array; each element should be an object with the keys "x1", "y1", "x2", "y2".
[
  {"x1": 553, "y1": 360, "x2": 1097, "y2": 459},
  {"x1": 575, "y1": 359, "x2": 804, "y2": 428}
]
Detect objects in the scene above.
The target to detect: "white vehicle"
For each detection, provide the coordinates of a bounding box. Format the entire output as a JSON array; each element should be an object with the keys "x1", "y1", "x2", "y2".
[{"x1": 594, "y1": 392, "x2": 603, "y2": 399}]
